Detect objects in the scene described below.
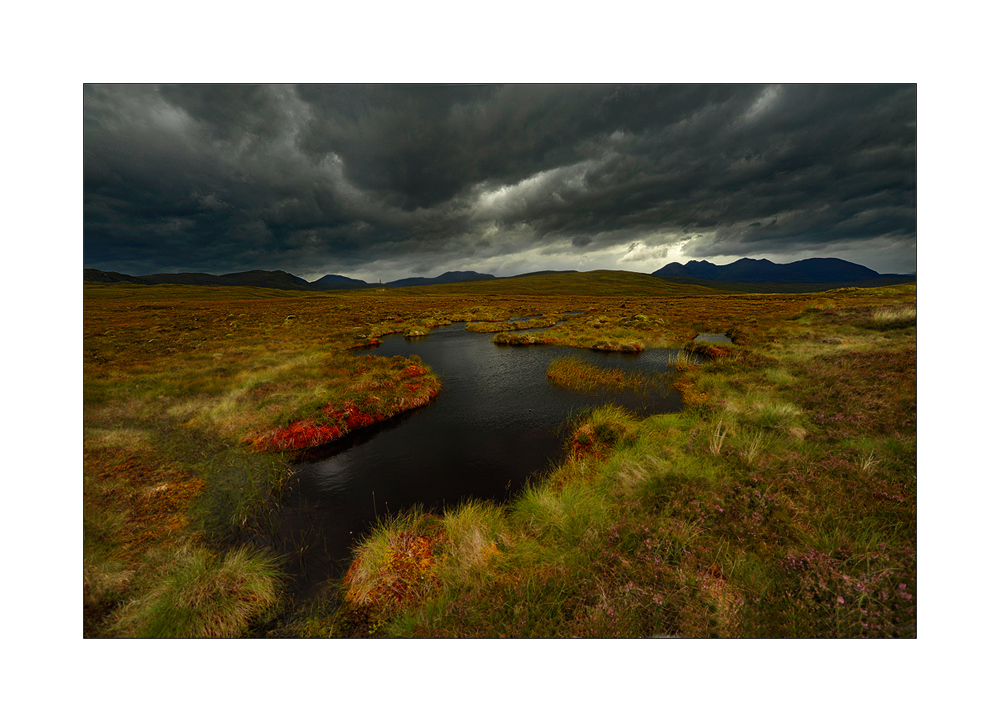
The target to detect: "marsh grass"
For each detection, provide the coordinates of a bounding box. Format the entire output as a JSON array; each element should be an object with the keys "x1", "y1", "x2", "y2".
[
  {"x1": 674, "y1": 349, "x2": 701, "y2": 370},
  {"x1": 859, "y1": 450, "x2": 880, "y2": 475},
  {"x1": 868, "y1": 305, "x2": 916, "y2": 329},
  {"x1": 738, "y1": 394, "x2": 804, "y2": 431},
  {"x1": 709, "y1": 416, "x2": 728, "y2": 455},
  {"x1": 736, "y1": 429, "x2": 768, "y2": 466},
  {"x1": 192, "y1": 450, "x2": 291, "y2": 542},
  {"x1": 342, "y1": 507, "x2": 444, "y2": 624},
  {"x1": 112, "y1": 544, "x2": 283, "y2": 638},
  {"x1": 86, "y1": 280, "x2": 915, "y2": 638},
  {"x1": 546, "y1": 356, "x2": 654, "y2": 394},
  {"x1": 439, "y1": 501, "x2": 508, "y2": 582}
]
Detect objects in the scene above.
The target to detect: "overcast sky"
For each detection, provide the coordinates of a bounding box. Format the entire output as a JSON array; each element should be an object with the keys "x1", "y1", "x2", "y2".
[{"x1": 84, "y1": 84, "x2": 916, "y2": 282}]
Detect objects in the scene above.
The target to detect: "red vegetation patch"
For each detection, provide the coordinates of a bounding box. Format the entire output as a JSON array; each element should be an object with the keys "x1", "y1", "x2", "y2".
[
  {"x1": 569, "y1": 423, "x2": 602, "y2": 458},
  {"x1": 701, "y1": 345, "x2": 731, "y2": 360},
  {"x1": 248, "y1": 419, "x2": 345, "y2": 452},
  {"x1": 247, "y1": 383, "x2": 440, "y2": 452}
]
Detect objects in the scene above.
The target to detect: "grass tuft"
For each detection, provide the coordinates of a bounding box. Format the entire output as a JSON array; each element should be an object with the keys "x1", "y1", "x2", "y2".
[
  {"x1": 868, "y1": 305, "x2": 916, "y2": 329},
  {"x1": 112, "y1": 545, "x2": 283, "y2": 638},
  {"x1": 709, "y1": 417, "x2": 728, "y2": 455},
  {"x1": 546, "y1": 357, "x2": 654, "y2": 394}
]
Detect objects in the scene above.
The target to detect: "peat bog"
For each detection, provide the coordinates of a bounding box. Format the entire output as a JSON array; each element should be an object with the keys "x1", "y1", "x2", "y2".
[{"x1": 83, "y1": 273, "x2": 916, "y2": 638}]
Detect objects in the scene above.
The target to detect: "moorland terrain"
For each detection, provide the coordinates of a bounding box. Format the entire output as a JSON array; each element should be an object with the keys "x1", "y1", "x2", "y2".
[{"x1": 83, "y1": 270, "x2": 916, "y2": 638}]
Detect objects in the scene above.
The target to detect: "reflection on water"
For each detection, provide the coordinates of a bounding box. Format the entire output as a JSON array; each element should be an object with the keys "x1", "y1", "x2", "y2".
[{"x1": 278, "y1": 322, "x2": 688, "y2": 597}]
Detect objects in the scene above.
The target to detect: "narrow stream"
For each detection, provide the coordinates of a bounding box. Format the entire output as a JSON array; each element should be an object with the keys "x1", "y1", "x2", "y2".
[{"x1": 275, "y1": 322, "x2": 693, "y2": 598}]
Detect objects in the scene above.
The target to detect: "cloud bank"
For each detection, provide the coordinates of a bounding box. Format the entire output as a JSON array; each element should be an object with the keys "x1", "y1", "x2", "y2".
[{"x1": 84, "y1": 84, "x2": 916, "y2": 280}]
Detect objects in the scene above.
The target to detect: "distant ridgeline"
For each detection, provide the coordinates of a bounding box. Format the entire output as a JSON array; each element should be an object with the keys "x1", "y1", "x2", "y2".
[
  {"x1": 651, "y1": 257, "x2": 915, "y2": 291},
  {"x1": 83, "y1": 268, "x2": 496, "y2": 291},
  {"x1": 85, "y1": 258, "x2": 915, "y2": 292}
]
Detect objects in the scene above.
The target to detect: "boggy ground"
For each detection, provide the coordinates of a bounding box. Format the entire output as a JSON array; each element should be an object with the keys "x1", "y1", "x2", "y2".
[{"x1": 83, "y1": 274, "x2": 915, "y2": 637}]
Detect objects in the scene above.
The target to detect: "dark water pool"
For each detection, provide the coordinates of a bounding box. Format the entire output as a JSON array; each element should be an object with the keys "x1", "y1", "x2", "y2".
[{"x1": 276, "y1": 322, "x2": 689, "y2": 597}]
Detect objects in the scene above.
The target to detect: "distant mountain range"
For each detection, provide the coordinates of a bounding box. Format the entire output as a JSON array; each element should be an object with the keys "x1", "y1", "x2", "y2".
[
  {"x1": 83, "y1": 268, "x2": 497, "y2": 290},
  {"x1": 85, "y1": 258, "x2": 915, "y2": 292},
  {"x1": 652, "y1": 257, "x2": 914, "y2": 284}
]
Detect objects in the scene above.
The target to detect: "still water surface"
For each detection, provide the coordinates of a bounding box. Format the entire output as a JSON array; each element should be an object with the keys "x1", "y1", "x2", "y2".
[{"x1": 279, "y1": 322, "x2": 690, "y2": 596}]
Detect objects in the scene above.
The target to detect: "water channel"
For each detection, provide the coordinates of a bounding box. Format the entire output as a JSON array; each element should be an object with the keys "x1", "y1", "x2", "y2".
[{"x1": 277, "y1": 320, "x2": 694, "y2": 597}]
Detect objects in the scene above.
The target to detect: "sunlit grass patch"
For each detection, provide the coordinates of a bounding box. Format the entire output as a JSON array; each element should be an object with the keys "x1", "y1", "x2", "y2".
[
  {"x1": 868, "y1": 305, "x2": 916, "y2": 329},
  {"x1": 511, "y1": 482, "x2": 610, "y2": 550},
  {"x1": 735, "y1": 393, "x2": 804, "y2": 432},
  {"x1": 439, "y1": 501, "x2": 508, "y2": 583},
  {"x1": 762, "y1": 367, "x2": 797, "y2": 387},
  {"x1": 466, "y1": 315, "x2": 561, "y2": 333},
  {"x1": 86, "y1": 426, "x2": 155, "y2": 453}
]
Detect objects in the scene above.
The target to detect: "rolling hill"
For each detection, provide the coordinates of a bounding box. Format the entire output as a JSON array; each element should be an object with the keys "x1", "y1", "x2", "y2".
[{"x1": 85, "y1": 257, "x2": 915, "y2": 294}]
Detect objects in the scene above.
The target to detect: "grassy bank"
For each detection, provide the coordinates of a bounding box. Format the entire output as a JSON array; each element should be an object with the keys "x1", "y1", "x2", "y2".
[{"x1": 84, "y1": 278, "x2": 915, "y2": 637}]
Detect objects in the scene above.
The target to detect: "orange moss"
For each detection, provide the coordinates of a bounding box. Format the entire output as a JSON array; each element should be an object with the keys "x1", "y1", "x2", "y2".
[
  {"x1": 86, "y1": 450, "x2": 206, "y2": 549},
  {"x1": 344, "y1": 530, "x2": 443, "y2": 612},
  {"x1": 673, "y1": 378, "x2": 713, "y2": 411}
]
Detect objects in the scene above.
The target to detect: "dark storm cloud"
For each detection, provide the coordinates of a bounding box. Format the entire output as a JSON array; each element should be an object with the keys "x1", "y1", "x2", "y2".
[{"x1": 84, "y1": 84, "x2": 916, "y2": 279}]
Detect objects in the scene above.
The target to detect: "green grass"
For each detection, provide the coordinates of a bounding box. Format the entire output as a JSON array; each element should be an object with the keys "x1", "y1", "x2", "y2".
[{"x1": 111, "y1": 544, "x2": 284, "y2": 638}]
